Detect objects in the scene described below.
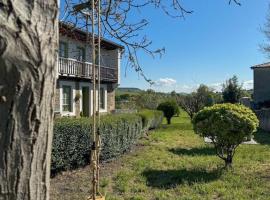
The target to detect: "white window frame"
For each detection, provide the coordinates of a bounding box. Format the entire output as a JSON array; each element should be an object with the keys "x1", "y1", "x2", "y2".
[
  {"x1": 79, "y1": 83, "x2": 107, "y2": 115},
  {"x1": 117, "y1": 48, "x2": 121, "y2": 85},
  {"x1": 79, "y1": 82, "x2": 92, "y2": 116},
  {"x1": 59, "y1": 80, "x2": 76, "y2": 116},
  {"x1": 98, "y1": 84, "x2": 107, "y2": 113},
  {"x1": 91, "y1": 84, "x2": 107, "y2": 115}
]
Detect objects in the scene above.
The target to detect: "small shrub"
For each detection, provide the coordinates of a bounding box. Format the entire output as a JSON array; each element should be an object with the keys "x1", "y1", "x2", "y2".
[
  {"x1": 157, "y1": 101, "x2": 179, "y2": 124},
  {"x1": 192, "y1": 103, "x2": 259, "y2": 168},
  {"x1": 175, "y1": 105, "x2": 180, "y2": 117},
  {"x1": 137, "y1": 109, "x2": 163, "y2": 131}
]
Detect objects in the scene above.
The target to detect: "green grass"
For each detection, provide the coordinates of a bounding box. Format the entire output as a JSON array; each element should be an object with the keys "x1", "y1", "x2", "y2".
[
  {"x1": 105, "y1": 112, "x2": 270, "y2": 200},
  {"x1": 50, "y1": 111, "x2": 270, "y2": 200}
]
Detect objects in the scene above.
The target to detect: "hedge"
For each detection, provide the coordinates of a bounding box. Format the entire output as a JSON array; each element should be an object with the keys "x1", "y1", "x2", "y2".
[
  {"x1": 51, "y1": 111, "x2": 163, "y2": 174},
  {"x1": 137, "y1": 109, "x2": 164, "y2": 131}
]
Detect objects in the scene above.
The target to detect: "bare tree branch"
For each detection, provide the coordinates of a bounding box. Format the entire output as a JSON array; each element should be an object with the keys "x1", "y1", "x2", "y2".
[{"x1": 61, "y1": 0, "x2": 241, "y2": 84}]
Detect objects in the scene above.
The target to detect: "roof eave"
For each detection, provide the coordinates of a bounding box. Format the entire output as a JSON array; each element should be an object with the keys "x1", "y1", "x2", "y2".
[
  {"x1": 59, "y1": 21, "x2": 125, "y2": 50},
  {"x1": 251, "y1": 62, "x2": 270, "y2": 69}
]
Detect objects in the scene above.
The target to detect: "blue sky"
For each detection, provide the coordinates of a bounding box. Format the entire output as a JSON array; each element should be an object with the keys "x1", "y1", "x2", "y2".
[
  {"x1": 118, "y1": 0, "x2": 270, "y2": 93},
  {"x1": 60, "y1": 0, "x2": 270, "y2": 93}
]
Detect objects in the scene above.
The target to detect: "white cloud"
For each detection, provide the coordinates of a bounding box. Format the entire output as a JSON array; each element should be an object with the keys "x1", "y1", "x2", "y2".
[
  {"x1": 206, "y1": 80, "x2": 253, "y2": 92},
  {"x1": 208, "y1": 82, "x2": 223, "y2": 92},
  {"x1": 152, "y1": 78, "x2": 177, "y2": 93},
  {"x1": 154, "y1": 78, "x2": 177, "y2": 87},
  {"x1": 175, "y1": 84, "x2": 198, "y2": 93},
  {"x1": 150, "y1": 78, "x2": 253, "y2": 93},
  {"x1": 242, "y1": 80, "x2": 253, "y2": 90}
]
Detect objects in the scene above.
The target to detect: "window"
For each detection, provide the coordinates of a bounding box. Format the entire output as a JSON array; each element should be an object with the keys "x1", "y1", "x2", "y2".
[
  {"x1": 62, "y1": 85, "x2": 72, "y2": 112},
  {"x1": 95, "y1": 49, "x2": 100, "y2": 65},
  {"x1": 77, "y1": 46, "x2": 86, "y2": 61},
  {"x1": 100, "y1": 88, "x2": 105, "y2": 109},
  {"x1": 59, "y1": 41, "x2": 68, "y2": 58}
]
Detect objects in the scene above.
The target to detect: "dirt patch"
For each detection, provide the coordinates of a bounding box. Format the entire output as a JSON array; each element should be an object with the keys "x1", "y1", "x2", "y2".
[{"x1": 50, "y1": 141, "x2": 148, "y2": 200}]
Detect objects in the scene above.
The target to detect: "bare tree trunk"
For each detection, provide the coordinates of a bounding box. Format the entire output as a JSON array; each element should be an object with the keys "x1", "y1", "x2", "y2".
[{"x1": 0, "y1": 1, "x2": 58, "y2": 199}]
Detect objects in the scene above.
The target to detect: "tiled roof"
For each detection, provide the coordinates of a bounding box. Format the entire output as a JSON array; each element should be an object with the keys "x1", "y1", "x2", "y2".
[{"x1": 251, "y1": 62, "x2": 270, "y2": 69}]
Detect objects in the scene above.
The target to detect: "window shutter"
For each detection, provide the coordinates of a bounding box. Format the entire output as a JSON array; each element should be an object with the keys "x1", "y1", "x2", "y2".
[{"x1": 64, "y1": 42, "x2": 68, "y2": 58}]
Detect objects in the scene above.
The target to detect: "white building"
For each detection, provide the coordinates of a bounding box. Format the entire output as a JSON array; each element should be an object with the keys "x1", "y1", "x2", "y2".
[{"x1": 55, "y1": 22, "x2": 124, "y2": 117}]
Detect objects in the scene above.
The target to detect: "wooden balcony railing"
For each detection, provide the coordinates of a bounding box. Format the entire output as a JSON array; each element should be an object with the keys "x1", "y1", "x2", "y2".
[{"x1": 58, "y1": 57, "x2": 118, "y2": 82}]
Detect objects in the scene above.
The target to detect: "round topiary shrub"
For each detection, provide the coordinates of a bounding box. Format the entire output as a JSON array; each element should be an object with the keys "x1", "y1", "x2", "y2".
[
  {"x1": 157, "y1": 101, "x2": 179, "y2": 124},
  {"x1": 192, "y1": 103, "x2": 259, "y2": 168}
]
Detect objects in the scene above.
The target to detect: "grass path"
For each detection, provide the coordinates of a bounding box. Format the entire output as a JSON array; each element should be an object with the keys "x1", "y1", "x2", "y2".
[{"x1": 51, "y1": 112, "x2": 270, "y2": 200}]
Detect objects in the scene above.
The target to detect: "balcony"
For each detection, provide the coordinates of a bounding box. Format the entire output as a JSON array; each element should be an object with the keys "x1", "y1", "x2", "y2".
[{"x1": 58, "y1": 57, "x2": 118, "y2": 82}]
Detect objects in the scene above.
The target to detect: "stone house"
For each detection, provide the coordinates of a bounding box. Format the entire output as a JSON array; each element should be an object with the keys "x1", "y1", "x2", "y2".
[
  {"x1": 251, "y1": 62, "x2": 270, "y2": 104},
  {"x1": 55, "y1": 22, "x2": 124, "y2": 117},
  {"x1": 251, "y1": 62, "x2": 270, "y2": 131}
]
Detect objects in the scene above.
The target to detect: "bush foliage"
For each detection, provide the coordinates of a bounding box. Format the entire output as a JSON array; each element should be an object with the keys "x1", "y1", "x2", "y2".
[
  {"x1": 52, "y1": 111, "x2": 163, "y2": 174},
  {"x1": 222, "y1": 75, "x2": 246, "y2": 104},
  {"x1": 137, "y1": 109, "x2": 163, "y2": 131},
  {"x1": 157, "y1": 101, "x2": 179, "y2": 124},
  {"x1": 192, "y1": 103, "x2": 259, "y2": 168}
]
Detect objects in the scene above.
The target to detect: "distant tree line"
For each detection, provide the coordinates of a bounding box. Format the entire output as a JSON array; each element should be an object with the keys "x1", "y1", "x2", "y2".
[
  {"x1": 178, "y1": 75, "x2": 251, "y2": 118},
  {"x1": 116, "y1": 75, "x2": 250, "y2": 119}
]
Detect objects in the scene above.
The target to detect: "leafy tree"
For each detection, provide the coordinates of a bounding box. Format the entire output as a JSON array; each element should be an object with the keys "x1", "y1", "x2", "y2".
[
  {"x1": 146, "y1": 89, "x2": 155, "y2": 94},
  {"x1": 136, "y1": 91, "x2": 163, "y2": 109},
  {"x1": 212, "y1": 92, "x2": 224, "y2": 104},
  {"x1": 193, "y1": 103, "x2": 259, "y2": 168},
  {"x1": 196, "y1": 84, "x2": 215, "y2": 106},
  {"x1": 170, "y1": 99, "x2": 180, "y2": 117},
  {"x1": 171, "y1": 90, "x2": 177, "y2": 97},
  {"x1": 175, "y1": 104, "x2": 181, "y2": 117},
  {"x1": 119, "y1": 94, "x2": 131, "y2": 101},
  {"x1": 157, "y1": 101, "x2": 179, "y2": 124},
  {"x1": 222, "y1": 75, "x2": 243, "y2": 103}
]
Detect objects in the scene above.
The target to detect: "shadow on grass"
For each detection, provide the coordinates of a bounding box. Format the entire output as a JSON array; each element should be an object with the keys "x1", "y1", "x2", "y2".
[
  {"x1": 254, "y1": 129, "x2": 270, "y2": 145},
  {"x1": 169, "y1": 146, "x2": 216, "y2": 156},
  {"x1": 142, "y1": 168, "x2": 221, "y2": 189}
]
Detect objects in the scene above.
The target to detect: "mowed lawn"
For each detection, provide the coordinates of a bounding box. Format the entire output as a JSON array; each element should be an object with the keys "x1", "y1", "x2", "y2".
[{"x1": 51, "y1": 112, "x2": 270, "y2": 200}]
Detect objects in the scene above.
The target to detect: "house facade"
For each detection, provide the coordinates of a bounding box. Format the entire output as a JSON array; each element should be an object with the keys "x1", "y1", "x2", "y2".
[
  {"x1": 251, "y1": 62, "x2": 270, "y2": 104},
  {"x1": 55, "y1": 23, "x2": 123, "y2": 117}
]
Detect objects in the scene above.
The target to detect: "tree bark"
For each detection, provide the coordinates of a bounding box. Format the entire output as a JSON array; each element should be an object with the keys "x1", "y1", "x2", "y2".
[
  {"x1": 0, "y1": 1, "x2": 58, "y2": 199},
  {"x1": 167, "y1": 117, "x2": 171, "y2": 125},
  {"x1": 225, "y1": 150, "x2": 233, "y2": 169}
]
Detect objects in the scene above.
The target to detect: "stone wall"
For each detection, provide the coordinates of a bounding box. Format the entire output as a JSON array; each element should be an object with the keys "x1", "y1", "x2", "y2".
[
  {"x1": 255, "y1": 108, "x2": 270, "y2": 131},
  {"x1": 107, "y1": 83, "x2": 116, "y2": 112},
  {"x1": 59, "y1": 35, "x2": 118, "y2": 69},
  {"x1": 253, "y1": 68, "x2": 270, "y2": 103}
]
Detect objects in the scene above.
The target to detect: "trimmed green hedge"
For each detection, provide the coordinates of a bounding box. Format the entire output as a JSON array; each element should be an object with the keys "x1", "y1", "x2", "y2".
[
  {"x1": 137, "y1": 109, "x2": 164, "y2": 130},
  {"x1": 51, "y1": 111, "x2": 163, "y2": 174}
]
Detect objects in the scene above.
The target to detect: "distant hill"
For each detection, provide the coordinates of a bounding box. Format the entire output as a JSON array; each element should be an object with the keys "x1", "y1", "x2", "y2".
[{"x1": 116, "y1": 87, "x2": 143, "y2": 95}]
